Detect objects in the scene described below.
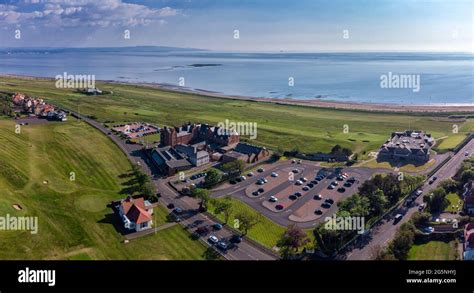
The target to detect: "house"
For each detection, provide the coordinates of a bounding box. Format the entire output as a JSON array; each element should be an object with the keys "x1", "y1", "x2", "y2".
[
  {"x1": 117, "y1": 197, "x2": 154, "y2": 232},
  {"x1": 378, "y1": 130, "x2": 434, "y2": 162},
  {"x1": 151, "y1": 146, "x2": 192, "y2": 176},
  {"x1": 463, "y1": 223, "x2": 474, "y2": 260},
  {"x1": 175, "y1": 144, "x2": 210, "y2": 167}
]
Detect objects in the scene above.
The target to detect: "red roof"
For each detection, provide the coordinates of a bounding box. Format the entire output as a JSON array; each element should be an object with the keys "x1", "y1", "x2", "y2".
[
  {"x1": 121, "y1": 197, "x2": 151, "y2": 224},
  {"x1": 121, "y1": 197, "x2": 146, "y2": 214},
  {"x1": 126, "y1": 204, "x2": 152, "y2": 224}
]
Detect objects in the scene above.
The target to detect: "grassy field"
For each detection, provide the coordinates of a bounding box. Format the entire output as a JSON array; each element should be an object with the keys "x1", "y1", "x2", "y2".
[
  {"x1": 443, "y1": 192, "x2": 463, "y2": 213},
  {"x1": 1, "y1": 76, "x2": 472, "y2": 155},
  {"x1": 435, "y1": 134, "x2": 468, "y2": 151},
  {"x1": 359, "y1": 158, "x2": 436, "y2": 173},
  {"x1": 207, "y1": 197, "x2": 314, "y2": 250},
  {"x1": 0, "y1": 117, "x2": 208, "y2": 260},
  {"x1": 408, "y1": 240, "x2": 458, "y2": 260}
]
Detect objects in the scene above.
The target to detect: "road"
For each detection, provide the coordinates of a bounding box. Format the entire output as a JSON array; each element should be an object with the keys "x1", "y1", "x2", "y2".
[
  {"x1": 65, "y1": 110, "x2": 276, "y2": 260},
  {"x1": 344, "y1": 138, "x2": 474, "y2": 260}
]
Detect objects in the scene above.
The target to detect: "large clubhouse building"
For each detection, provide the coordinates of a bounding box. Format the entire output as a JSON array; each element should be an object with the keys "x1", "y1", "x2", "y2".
[{"x1": 378, "y1": 130, "x2": 434, "y2": 163}]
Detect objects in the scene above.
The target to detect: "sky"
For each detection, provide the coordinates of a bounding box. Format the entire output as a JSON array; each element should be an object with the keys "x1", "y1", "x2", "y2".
[{"x1": 0, "y1": 0, "x2": 473, "y2": 52}]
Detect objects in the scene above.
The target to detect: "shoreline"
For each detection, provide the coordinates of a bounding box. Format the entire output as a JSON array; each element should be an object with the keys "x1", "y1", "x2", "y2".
[{"x1": 2, "y1": 73, "x2": 474, "y2": 113}]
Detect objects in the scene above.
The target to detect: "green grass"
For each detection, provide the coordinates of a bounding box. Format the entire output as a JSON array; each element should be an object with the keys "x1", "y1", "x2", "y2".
[
  {"x1": 408, "y1": 240, "x2": 457, "y2": 260},
  {"x1": 443, "y1": 192, "x2": 463, "y2": 213},
  {"x1": 1, "y1": 76, "x2": 472, "y2": 155},
  {"x1": 208, "y1": 198, "x2": 314, "y2": 250},
  {"x1": 435, "y1": 134, "x2": 468, "y2": 151},
  {"x1": 0, "y1": 117, "x2": 207, "y2": 260}
]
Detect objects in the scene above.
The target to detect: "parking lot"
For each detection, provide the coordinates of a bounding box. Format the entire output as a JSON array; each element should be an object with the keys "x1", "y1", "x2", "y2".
[{"x1": 211, "y1": 160, "x2": 382, "y2": 228}]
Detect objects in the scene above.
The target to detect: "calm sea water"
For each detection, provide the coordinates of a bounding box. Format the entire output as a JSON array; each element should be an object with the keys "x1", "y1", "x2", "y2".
[{"x1": 1, "y1": 48, "x2": 473, "y2": 105}]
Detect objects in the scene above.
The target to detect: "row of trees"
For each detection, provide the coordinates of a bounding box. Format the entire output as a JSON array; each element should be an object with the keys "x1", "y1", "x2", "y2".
[
  {"x1": 120, "y1": 165, "x2": 157, "y2": 201},
  {"x1": 190, "y1": 189, "x2": 263, "y2": 236}
]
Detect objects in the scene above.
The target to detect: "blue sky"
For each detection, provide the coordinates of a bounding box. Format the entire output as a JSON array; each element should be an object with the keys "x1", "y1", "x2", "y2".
[{"x1": 0, "y1": 0, "x2": 472, "y2": 52}]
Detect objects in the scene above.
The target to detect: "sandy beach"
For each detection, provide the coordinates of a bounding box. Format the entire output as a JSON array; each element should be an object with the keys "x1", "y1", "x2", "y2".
[{"x1": 2, "y1": 74, "x2": 474, "y2": 113}]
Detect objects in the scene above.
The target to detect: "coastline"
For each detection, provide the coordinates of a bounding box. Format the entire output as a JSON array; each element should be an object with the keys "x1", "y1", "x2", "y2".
[{"x1": 2, "y1": 73, "x2": 474, "y2": 113}]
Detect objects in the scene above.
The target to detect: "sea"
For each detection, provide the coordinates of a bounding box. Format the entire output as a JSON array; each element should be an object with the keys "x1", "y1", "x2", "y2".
[{"x1": 0, "y1": 47, "x2": 473, "y2": 105}]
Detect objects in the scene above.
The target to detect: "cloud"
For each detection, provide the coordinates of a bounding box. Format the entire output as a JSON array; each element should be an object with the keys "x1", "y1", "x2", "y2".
[{"x1": 0, "y1": 0, "x2": 180, "y2": 28}]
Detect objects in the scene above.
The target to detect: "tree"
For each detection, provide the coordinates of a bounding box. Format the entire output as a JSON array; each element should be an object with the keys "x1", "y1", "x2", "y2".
[
  {"x1": 313, "y1": 223, "x2": 341, "y2": 256},
  {"x1": 235, "y1": 210, "x2": 261, "y2": 236},
  {"x1": 425, "y1": 187, "x2": 447, "y2": 212},
  {"x1": 204, "y1": 169, "x2": 221, "y2": 188},
  {"x1": 193, "y1": 188, "x2": 211, "y2": 211},
  {"x1": 221, "y1": 160, "x2": 246, "y2": 175},
  {"x1": 388, "y1": 222, "x2": 415, "y2": 260},
  {"x1": 366, "y1": 189, "x2": 388, "y2": 216},
  {"x1": 214, "y1": 196, "x2": 233, "y2": 224},
  {"x1": 277, "y1": 224, "x2": 310, "y2": 259},
  {"x1": 338, "y1": 194, "x2": 370, "y2": 217},
  {"x1": 412, "y1": 212, "x2": 430, "y2": 228}
]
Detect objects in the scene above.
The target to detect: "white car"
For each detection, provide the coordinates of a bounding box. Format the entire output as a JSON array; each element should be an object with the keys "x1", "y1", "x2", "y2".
[
  {"x1": 271, "y1": 172, "x2": 278, "y2": 177},
  {"x1": 269, "y1": 196, "x2": 278, "y2": 202},
  {"x1": 240, "y1": 175, "x2": 246, "y2": 181},
  {"x1": 301, "y1": 177, "x2": 308, "y2": 182},
  {"x1": 422, "y1": 227, "x2": 434, "y2": 234},
  {"x1": 295, "y1": 180, "x2": 303, "y2": 185},
  {"x1": 208, "y1": 235, "x2": 219, "y2": 244},
  {"x1": 263, "y1": 178, "x2": 268, "y2": 183},
  {"x1": 415, "y1": 190, "x2": 423, "y2": 196}
]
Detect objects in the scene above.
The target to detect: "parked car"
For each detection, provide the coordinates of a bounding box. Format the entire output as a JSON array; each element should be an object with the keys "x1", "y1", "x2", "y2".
[
  {"x1": 314, "y1": 194, "x2": 323, "y2": 200},
  {"x1": 301, "y1": 177, "x2": 308, "y2": 183},
  {"x1": 230, "y1": 235, "x2": 242, "y2": 243},
  {"x1": 173, "y1": 207, "x2": 183, "y2": 214},
  {"x1": 271, "y1": 172, "x2": 278, "y2": 177},
  {"x1": 311, "y1": 180, "x2": 319, "y2": 185},
  {"x1": 314, "y1": 209, "x2": 323, "y2": 215},
  {"x1": 294, "y1": 192, "x2": 302, "y2": 197},
  {"x1": 344, "y1": 182, "x2": 352, "y2": 188},
  {"x1": 289, "y1": 194, "x2": 298, "y2": 201},
  {"x1": 415, "y1": 189, "x2": 423, "y2": 196},
  {"x1": 327, "y1": 184, "x2": 335, "y2": 190},
  {"x1": 429, "y1": 176, "x2": 437, "y2": 184},
  {"x1": 252, "y1": 191, "x2": 260, "y2": 196},
  {"x1": 262, "y1": 178, "x2": 268, "y2": 183},
  {"x1": 269, "y1": 196, "x2": 278, "y2": 202},
  {"x1": 258, "y1": 188, "x2": 265, "y2": 193},
  {"x1": 295, "y1": 180, "x2": 303, "y2": 185},
  {"x1": 196, "y1": 226, "x2": 209, "y2": 235},
  {"x1": 347, "y1": 177, "x2": 356, "y2": 183},
  {"x1": 297, "y1": 160, "x2": 302, "y2": 164},
  {"x1": 247, "y1": 172, "x2": 254, "y2": 177},
  {"x1": 256, "y1": 179, "x2": 264, "y2": 185},
  {"x1": 393, "y1": 214, "x2": 403, "y2": 224},
  {"x1": 257, "y1": 168, "x2": 265, "y2": 173},
  {"x1": 240, "y1": 175, "x2": 246, "y2": 181},
  {"x1": 213, "y1": 223, "x2": 223, "y2": 230},
  {"x1": 336, "y1": 176, "x2": 344, "y2": 181},
  {"x1": 275, "y1": 204, "x2": 284, "y2": 210},
  {"x1": 292, "y1": 169, "x2": 299, "y2": 173},
  {"x1": 325, "y1": 198, "x2": 334, "y2": 204},
  {"x1": 307, "y1": 183, "x2": 314, "y2": 188},
  {"x1": 418, "y1": 203, "x2": 426, "y2": 211},
  {"x1": 302, "y1": 186, "x2": 310, "y2": 191},
  {"x1": 291, "y1": 159, "x2": 296, "y2": 163},
  {"x1": 217, "y1": 240, "x2": 229, "y2": 250},
  {"x1": 422, "y1": 227, "x2": 434, "y2": 234},
  {"x1": 321, "y1": 203, "x2": 331, "y2": 209},
  {"x1": 465, "y1": 151, "x2": 470, "y2": 156},
  {"x1": 208, "y1": 235, "x2": 219, "y2": 244},
  {"x1": 337, "y1": 187, "x2": 346, "y2": 193}
]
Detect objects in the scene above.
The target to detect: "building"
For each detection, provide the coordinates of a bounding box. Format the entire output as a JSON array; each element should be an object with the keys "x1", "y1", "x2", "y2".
[
  {"x1": 117, "y1": 197, "x2": 154, "y2": 232},
  {"x1": 463, "y1": 223, "x2": 474, "y2": 260},
  {"x1": 151, "y1": 146, "x2": 192, "y2": 176},
  {"x1": 175, "y1": 144, "x2": 210, "y2": 167},
  {"x1": 233, "y1": 142, "x2": 270, "y2": 163},
  {"x1": 464, "y1": 184, "x2": 474, "y2": 215},
  {"x1": 160, "y1": 122, "x2": 239, "y2": 148},
  {"x1": 378, "y1": 130, "x2": 434, "y2": 162}
]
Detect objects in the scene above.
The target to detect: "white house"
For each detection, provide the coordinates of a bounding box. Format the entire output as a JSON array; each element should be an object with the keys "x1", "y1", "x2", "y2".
[{"x1": 118, "y1": 197, "x2": 153, "y2": 232}]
